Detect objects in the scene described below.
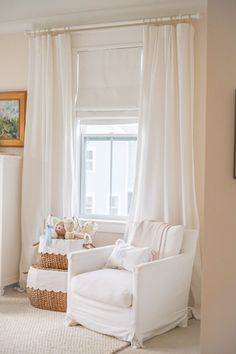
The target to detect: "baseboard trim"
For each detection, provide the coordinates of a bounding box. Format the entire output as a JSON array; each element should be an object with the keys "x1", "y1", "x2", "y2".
[{"x1": 1, "y1": 275, "x2": 19, "y2": 287}]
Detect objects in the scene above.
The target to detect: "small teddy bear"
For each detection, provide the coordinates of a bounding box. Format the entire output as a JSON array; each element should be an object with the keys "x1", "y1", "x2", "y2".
[{"x1": 55, "y1": 221, "x2": 66, "y2": 239}]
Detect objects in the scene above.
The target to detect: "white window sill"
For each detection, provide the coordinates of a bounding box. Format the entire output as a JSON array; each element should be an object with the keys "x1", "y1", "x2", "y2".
[{"x1": 80, "y1": 218, "x2": 126, "y2": 234}]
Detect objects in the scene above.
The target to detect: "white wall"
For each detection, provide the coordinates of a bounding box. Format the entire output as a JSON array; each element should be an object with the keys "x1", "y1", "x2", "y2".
[
  {"x1": 201, "y1": 1, "x2": 236, "y2": 353},
  {"x1": 93, "y1": 231, "x2": 120, "y2": 247},
  {"x1": 0, "y1": 0, "x2": 207, "y2": 33},
  {"x1": 194, "y1": 16, "x2": 207, "y2": 238},
  {"x1": 0, "y1": 33, "x2": 28, "y2": 156}
]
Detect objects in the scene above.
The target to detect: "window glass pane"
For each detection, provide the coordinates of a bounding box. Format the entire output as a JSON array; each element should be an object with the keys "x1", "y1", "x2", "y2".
[
  {"x1": 111, "y1": 139, "x2": 137, "y2": 217},
  {"x1": 111, "y1": 195, "x2": 120, "y2": 216},
  {"x1": 85, "y1": 195, "x2": 94, "y2": 214},
  {"x1": 82, "y1": 139, "x2": 111, "y2": 216},
  {"x1": 86, "y1": 148, "x2": 95, "y2": 172},
  {"x1": 86, "y1": 150, "x2": 93, "y2": 160},
  {"x1": 80, "y1": 123, "x2": 137, "y2": 219}
]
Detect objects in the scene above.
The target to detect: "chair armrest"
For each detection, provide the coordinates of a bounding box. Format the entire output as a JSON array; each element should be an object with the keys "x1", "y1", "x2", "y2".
[
  {"x1": 133, "y1": 253, "x2": 194, "y2": 328},
  {"x1": 67, "y1": 245, "x2": 114, "y2": 280}
]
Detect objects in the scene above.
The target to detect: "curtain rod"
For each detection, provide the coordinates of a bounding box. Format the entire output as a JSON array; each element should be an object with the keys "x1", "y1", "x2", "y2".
[{"x1": 25, "y1": 13, "x2": 200, "y2": 35}]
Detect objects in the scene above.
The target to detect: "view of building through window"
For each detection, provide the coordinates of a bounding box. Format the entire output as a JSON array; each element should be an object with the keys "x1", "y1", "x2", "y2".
[
  {"x1": 85, "y1": 195, "x2": 94, "y2": 214},
  {"x1": 86, "y1": 148, "x2": 95, "y2": 172},
  {"x1": 80, "y1": 123, "x2": 137, "y2": 220}
]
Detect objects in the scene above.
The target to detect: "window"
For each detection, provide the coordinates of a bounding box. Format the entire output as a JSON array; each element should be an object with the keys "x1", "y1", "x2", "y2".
[
  {"x1": 80, "y1": 123, "x2": 137, "y2": 220},
  {"x1": 76, "y1": 42, "x2": 141, "y2": 223}
]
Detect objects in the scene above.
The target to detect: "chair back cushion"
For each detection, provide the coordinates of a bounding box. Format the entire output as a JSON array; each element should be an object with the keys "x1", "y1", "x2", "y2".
[{"x1": 130, "y1": 220, "x2": 184, "y2": 259}]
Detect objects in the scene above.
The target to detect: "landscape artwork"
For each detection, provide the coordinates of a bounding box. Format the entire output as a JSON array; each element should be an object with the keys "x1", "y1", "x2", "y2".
[
  {"x1": 0, "y1": 91, "x2": 26, "y2": 147},
  {"x1": 0, "y1": 100, "x2": 20, "y2": 140}
]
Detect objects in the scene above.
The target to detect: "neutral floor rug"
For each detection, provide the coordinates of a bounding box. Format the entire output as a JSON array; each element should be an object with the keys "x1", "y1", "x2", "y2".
[
  {"x1": 121, "y1": 319, "x2": 200, "y2": 354},
  {"x1": 0, "y1": 288, "x2": 129, "y2": 354}
]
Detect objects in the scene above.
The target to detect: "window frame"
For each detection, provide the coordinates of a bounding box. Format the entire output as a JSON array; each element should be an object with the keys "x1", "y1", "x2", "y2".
[{"x1": 80, "y1": 131, "x2": 137, "y2": 221}]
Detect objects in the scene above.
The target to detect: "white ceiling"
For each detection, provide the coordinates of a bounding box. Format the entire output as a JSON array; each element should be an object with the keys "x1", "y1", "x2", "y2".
[{"x1": 0, "y1": 0, "x2": 206, "y2": 33}]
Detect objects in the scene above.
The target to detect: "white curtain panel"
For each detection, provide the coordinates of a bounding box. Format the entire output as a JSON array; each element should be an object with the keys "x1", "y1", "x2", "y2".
[
  {"x1": 127, "y1": 24, "x2": 201, "y2": 318},
  {"x1": 20, "y1": 34, "x2": 76, "y2": 287}
]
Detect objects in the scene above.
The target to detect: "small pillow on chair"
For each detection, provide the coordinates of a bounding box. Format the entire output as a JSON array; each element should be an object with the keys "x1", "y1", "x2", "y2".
[{"x1": 105, "y1": 239, "x2": 156, "y2": 272}]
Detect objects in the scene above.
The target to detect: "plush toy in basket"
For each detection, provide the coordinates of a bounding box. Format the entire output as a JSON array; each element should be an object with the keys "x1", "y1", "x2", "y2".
[
  {"x1": 27, "y1": 215, "x2": 98, "y2": 312},
  {"x1": 36, "y1": 215, "x2": 97, "y2": 270},
  {"x1": 44, "y1": 215, "x2": 97, "y2": 241}
]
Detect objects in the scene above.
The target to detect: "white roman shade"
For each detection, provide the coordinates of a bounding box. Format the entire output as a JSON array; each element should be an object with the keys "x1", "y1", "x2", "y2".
[{"x1": 76, "y1": 46, "x2": 142, "y2": 118}]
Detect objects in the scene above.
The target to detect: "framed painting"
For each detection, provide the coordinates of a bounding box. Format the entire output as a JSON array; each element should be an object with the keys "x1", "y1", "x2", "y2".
[{"x1": 0, "y1": 91, "x2": 27, "y2": 147}]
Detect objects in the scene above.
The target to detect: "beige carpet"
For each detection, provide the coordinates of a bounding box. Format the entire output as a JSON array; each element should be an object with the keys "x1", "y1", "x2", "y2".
[
  {"x1": 0, "y1": 288, "x2": 129, "y2": 354},
  {"x1": 121, "y1": 319, "x2": 200, "y2": 354}
]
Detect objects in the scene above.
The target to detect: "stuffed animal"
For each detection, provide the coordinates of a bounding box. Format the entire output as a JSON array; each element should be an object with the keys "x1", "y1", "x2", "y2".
[
  {"x1": 44, "y1": 215, "x2": 98, "y2": 243},
  {"x1": 43, "y1": 214, "x2": 61, "y2": 245},
  {"x1": 83, "y1": 233, "x2": 95, "y2": 249},
  {"x1": 72, "y1": 216, "x2": 81, "y2": 233},
  {"x1": 81, "y1": 221, "x2": 98, "y2": 236},
  {"x1": 55, "y1": 221, "x2": 66, "y2": 239},
  {"x1": 64, "y1": 218, "x2": 76, "y2": 239},
  {"x1": 45, "y1": 214, "x2": 60, "y2": 239}
]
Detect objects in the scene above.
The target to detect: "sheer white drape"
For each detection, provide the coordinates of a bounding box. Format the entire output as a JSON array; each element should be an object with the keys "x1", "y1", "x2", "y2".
[
  {"x1": 20, "y1": 34, "x2": 76, "y2": 286},
  {"x1": 127, "y1": 24, "x2": 201, "y2": 318}
]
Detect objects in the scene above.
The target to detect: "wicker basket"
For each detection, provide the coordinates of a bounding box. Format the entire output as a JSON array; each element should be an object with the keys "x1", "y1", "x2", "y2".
[
  {"x1": 37, "y1": 236, "x2": 85, "y2": 270},
  {"x1": 37, "y1": 253, "x2": 68, "y2": 270},
  {"x1": 27, "y1": 265, "x2": 67, "y2": 312},
  {"x1": 26, "y1": 287, "x2": 67, "y2": 312}
]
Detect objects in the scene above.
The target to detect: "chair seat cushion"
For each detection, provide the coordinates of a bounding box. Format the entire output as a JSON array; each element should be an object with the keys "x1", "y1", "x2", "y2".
[{"x1": 71, "y1": 268, "x2": 133, "y2": 308}]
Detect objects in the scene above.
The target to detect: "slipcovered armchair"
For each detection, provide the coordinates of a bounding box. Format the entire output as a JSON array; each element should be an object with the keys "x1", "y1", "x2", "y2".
[{"x1": 66, "y1": 221, "x2": 198, "y2": 348}]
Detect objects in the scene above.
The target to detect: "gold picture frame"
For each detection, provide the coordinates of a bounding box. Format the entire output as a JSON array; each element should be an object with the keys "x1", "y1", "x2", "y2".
[
  {"x1": 234, "y1": 90, "x2": 236, "y2": 178},
  {"x1": 0, "y1": 91, "x2": 27, "y2": 147}
]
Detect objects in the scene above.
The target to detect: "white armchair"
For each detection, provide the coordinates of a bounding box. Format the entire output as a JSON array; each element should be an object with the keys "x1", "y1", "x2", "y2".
[{"x1": 66, "y1": 225, "x2": 198, "y2": 348}]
